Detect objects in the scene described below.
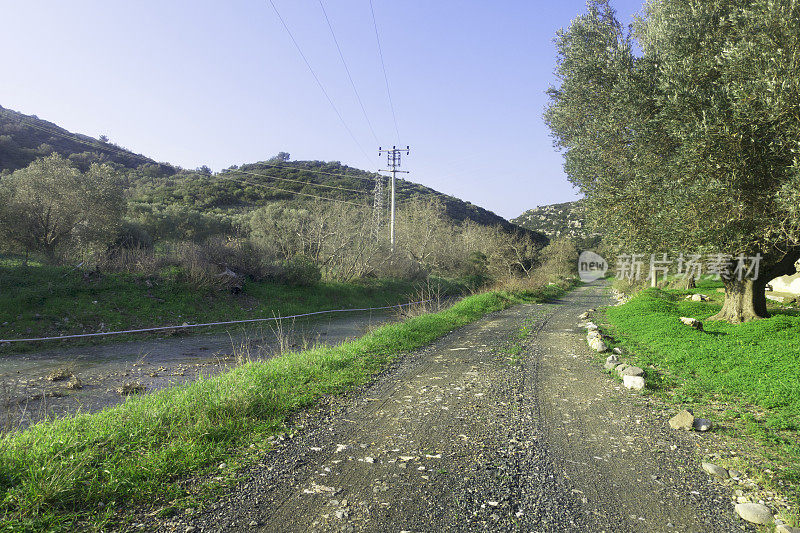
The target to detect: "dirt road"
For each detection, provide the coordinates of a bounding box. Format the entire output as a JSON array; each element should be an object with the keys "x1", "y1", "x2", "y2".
[{"x1": 154, "y1": 283, "x2": 746, "y2": 532}]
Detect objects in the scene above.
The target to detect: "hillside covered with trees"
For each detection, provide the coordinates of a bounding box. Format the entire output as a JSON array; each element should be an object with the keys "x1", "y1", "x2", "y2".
[
  {"x1": 0, "y1": 105, "x2": 548, "y2": 294},
  {"x1": 0, "y1": 105, "x2": 532, "y2": 238}
]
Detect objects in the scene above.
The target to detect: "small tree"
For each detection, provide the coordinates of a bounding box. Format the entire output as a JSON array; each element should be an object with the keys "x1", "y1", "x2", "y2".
[{"x1": 0, "y1": 154, "x2": 124, "y2": 262}]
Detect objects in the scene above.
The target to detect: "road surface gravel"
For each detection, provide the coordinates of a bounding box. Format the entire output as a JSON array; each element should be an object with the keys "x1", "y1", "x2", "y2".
[{"x1": 151, "y1": 283, "x2": 749, "y2": 532}]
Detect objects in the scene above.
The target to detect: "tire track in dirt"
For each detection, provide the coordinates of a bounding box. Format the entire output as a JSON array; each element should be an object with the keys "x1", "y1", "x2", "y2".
[{"x1": 150, "y1": 284, "x2": 746, "y2": 532}]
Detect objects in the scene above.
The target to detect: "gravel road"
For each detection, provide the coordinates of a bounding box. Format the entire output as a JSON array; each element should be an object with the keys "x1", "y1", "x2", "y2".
[{"x1": 152, "y1": 283, "x2": 748, "y2": 532}]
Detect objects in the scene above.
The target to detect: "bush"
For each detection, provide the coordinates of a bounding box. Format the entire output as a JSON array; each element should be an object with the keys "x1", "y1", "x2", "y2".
[
  {"x1": 281, "y1": 255, "x2": 321, "y2": 286},
  {"x1": 113, "y1": 220, "x2": 153, "y2": 250}
]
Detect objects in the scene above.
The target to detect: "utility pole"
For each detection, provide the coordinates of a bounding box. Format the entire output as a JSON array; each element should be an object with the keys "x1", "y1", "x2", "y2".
[
  {"x1": 372, "y1": 174, "x2": 385, "y2": 240},
  {"x1": 378, "y1": 145, "x2": 410, "y2": 249}
]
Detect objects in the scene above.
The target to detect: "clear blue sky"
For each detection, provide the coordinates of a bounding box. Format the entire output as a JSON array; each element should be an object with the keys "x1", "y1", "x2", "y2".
[{"x1": 0, "y1": 0, "x2": 643, "y2": 219}]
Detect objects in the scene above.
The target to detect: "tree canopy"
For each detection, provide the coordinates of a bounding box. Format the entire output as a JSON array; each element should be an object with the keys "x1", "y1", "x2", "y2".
[
  {"x1": 546, "y1": 0, "x2": 800, "y2": 322},
  {"x1": 0, "y1": 154, "x2": 124, "y2": 262}
]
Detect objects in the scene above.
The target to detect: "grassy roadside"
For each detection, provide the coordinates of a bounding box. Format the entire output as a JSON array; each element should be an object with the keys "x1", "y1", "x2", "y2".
[
  {"x1": 0, "y1": 280, "x2": 574, "y2": 531},
  {"x1": 599, "y1": 282, "x2": 800, "y2": 523},
  {"x1": 0, "y1": 258, "x2": 472, "y2": 352}
]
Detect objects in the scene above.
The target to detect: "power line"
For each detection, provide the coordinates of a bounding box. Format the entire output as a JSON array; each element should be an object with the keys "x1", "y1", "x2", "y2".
[
  {"x1": 268, "y1": 0, "x2": 374, "y2": 166},
  {"x1": 318, "y1": 0, "x2": 380, "y2": 146},
  {"x1": 12, "y1": 110, "x2": 447, "y2": 208},
  {"x1": 218, "y1": 172, "x2": 367, "y2": 207},
  {"x1": 227, "y1": 167, "x2": 371, "y2": 195},
  {"x1": 9, "y1": 111, "x2": 380, "y2": 184},
  {"x1": 9, "y1": 116, "x2": 156, "y2": 165},
  {"x1": 247, "y1": 161, "x2": 379, "y2": 182},
  {"x1": 5, "y1": 113, "x2": 369, "y2": 207},
  {"x1": 370, "y1": 0, "x2": 402, "y2": 145}
]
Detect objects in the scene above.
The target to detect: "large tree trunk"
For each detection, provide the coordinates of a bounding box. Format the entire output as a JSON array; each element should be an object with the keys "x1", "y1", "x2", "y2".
[
  {"x1": 708, "y1": 249, "x2": 800, "y2": 324},
  {"x1": 707, "y1": 278, "x2": 768, "y2": 323}
]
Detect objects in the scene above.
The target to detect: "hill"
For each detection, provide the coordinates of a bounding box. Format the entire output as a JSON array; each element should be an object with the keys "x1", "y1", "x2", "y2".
[
  {"x1": 512, "y1": 200, "x2": 591, "y2": 240},
  {"x1": 0, "y1": 105, "x2": 541, "y2": 243},
  {"x1": 0, "y1": 105, "x2": 174, "y2": 176}
]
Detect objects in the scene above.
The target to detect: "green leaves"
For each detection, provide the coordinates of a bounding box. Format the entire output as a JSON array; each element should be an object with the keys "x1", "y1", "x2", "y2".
[{"x1": 547, "y1": 0, "x2": 800, "y2": 277}]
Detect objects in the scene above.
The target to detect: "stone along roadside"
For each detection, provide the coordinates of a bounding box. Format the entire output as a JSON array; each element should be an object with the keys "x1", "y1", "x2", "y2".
[{"x1": 148, "y1": 283, "x2": 746, "y2": 532}]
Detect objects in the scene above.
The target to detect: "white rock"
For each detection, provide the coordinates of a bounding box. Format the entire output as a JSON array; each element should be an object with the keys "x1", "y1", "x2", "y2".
[
  {"x1": 668, "y1": 409, "x2": 694, "y2": 430},
  {"x1": 579, "y1": 312, "x2": 590, "y2": 320},
  {"x1": 623, "y1": 375, "x2": 645, "y2": 390},
  {"x1": 585, "y1": 322, "x2": 598, "y2": 331},
  {"x1": 587, "y1": 330, "x2": 601, "y2": 340},
  {"x1": 620, "y1": 366, "x2": 644, "y2": 377},
  {"x1": 679, "y1": 317, "x2": 704, "y2": 330},
  {"x1": 604, "y1": 355, "x2": 620, "y2": 371},
  {"x1": 701, "y1": 462, "x2": 729, "y2": 479},
  {"x1": 588, "y1": 337, "x2": 608, "y2": 353},
  {"x1": 734, "y1": 502, "x2": 773, "y2": 525},
  {"x1": 777, "y1": 525, "x2": 800, "y2": 533},
  {"x1": 615, "y1": 363, "x2": 630, "y2": 377},
  {"x1": 612, "y1": 347, "x2": 623, "y2": 355}
]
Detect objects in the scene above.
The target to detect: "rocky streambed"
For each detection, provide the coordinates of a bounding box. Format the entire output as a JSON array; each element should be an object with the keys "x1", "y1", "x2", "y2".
[{"x1": 0, "y1": 311, "x2": 395, "y2": 432}]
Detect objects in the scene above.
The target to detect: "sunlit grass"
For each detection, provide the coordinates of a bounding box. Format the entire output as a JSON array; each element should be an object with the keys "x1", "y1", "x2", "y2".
[
  {"x1": 0, "y1": 281, "x2": 573, "y2": 530},
  {"x1": 602, "y1": 283, "x2": 800, "y2": 510}
]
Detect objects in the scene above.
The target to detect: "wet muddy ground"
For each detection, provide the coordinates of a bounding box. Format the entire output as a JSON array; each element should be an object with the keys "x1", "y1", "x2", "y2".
[{"x1": 0, "y1": 311, "x2": 395, "y2": 432}]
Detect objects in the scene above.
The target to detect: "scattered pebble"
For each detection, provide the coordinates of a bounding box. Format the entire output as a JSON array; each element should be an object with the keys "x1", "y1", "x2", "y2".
[{"x1": 701, "y1": 462, "x2": 729, "y2": 479}]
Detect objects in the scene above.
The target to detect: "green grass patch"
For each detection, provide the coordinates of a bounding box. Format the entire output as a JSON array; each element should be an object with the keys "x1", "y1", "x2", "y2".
[
  {"x1": 0, "y1": 258, "x2": 465, "y2": 351},
  {"x1": 602, "y1": 285, "x2": 800, "y2": 507},
  {"x1": 0, "y1": 281, "x2": 574, "y2": 530}
]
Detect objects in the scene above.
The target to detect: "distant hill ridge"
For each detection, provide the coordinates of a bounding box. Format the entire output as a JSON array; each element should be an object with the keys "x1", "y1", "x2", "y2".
[
  {"x1": 0, "y1": 105, "x2": 543, "y2": 243},
  {"x1": 0, "y1": 105, "x2": 174, "y2": 175},
  {"x1": 512, "y1": 200, "x2": 590, "y2": 240}
]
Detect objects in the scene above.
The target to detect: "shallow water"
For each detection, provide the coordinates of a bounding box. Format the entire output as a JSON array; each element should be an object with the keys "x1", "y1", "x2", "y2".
[{"x1": 0, "y1": 310, "x2": 394, "y2": 432}]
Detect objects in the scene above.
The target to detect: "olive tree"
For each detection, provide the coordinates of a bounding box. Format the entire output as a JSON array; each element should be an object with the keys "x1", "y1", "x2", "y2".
[
  {"x1": 546, "y1": 0, "x2": 800, "y2": 322},
  {"x1": 0, "y1": 154, "x2": 124, "y2": 262}
]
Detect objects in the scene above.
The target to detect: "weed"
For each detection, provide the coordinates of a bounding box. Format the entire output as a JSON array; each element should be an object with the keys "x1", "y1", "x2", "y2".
[{"x1": 0, "y1": 285, "x2": 574, "y2": 530}]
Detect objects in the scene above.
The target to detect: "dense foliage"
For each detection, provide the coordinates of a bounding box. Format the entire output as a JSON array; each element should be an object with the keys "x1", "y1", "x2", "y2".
[
  {"x1": 0, "y1": 154, "x2": 124, "y2": 261},
  {"x1": 0, "y1": 106, "x2": 547, "y2": 288},
  {"x1": 545, "y1": 0, "x2": 800, "y2": 322}
]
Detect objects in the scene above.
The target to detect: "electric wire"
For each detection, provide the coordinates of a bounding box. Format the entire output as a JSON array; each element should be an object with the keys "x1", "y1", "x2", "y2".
[
  {"x1": 268, "y1": 0, "x2": 375, "y2": 166},
  {"x1": 211, "y1": 172, "x2": 368, "y2": 206},
  {"x1": 226, "y1": 167, "x2": 371, "y2": 195},
  {"x1": 0, "y1": 298, "x2": 434, "y2": 343},
  {"x1": 369, "y1": 0, "x2": 401, "y2": 145},
  {"x1": 318, "y1": 0, "x2": 380, "y2": 146},
  {"x1": 8, "y1": 111, "x2": 381, "y2": 183}
]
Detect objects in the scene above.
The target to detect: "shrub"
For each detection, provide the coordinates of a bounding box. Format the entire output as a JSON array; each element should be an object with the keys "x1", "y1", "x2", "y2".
[{"x1": 281, "y1": 255, "x2": 321, "y2": 286}]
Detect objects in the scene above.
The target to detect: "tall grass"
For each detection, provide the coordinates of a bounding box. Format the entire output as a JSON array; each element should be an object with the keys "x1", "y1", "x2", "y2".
[
  {"x1": 0, "y1": 257, "x2": 425, "y2": 351},
  {"x1": 0, "y1": 283, "x2": 572, "y2": 530}
]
